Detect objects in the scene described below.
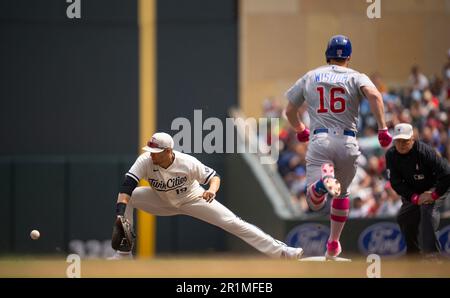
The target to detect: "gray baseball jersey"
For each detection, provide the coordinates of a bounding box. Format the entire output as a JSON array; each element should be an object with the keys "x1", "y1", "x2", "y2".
[
  {"x1": 286, "y1": 64, "x2": 375, "y2": 132},
  {"x1": 285, "y1": 64, "x2": 375, "y2": 198}
]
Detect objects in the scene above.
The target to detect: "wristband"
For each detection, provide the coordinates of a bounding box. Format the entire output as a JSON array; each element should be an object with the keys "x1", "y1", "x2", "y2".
[
  {"x1": 431, "y1": 191, "x2": 440, "y2": 201},
  {"x1": 411, "y1": 193, "x2": 419, "y2": 205},
  {"x1": 294, "y1": 123, "x2": 304, "y2": 132},
  {"x1": 116, "y1": 202, "x2": 127, "y2": 216}
]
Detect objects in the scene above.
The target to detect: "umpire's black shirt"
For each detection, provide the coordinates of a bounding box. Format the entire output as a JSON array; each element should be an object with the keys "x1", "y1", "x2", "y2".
[{"x1": 386, "y1": 140, "x2": 450, "y2": 202}]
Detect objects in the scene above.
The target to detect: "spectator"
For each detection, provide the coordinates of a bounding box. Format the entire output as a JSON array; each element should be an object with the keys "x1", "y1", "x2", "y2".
[
  {"x1": 408, "y1": 65, "x2": 429, "y2": 92},
  {"x1": 442, "y1": 49, "x2": 450, "y2": 103},
  {"x1": 376, "y1": 182, "x2": 402, "y2": 217},
  {"x1": 349, "y1": 197, "x2": 376, "y2": 218}
]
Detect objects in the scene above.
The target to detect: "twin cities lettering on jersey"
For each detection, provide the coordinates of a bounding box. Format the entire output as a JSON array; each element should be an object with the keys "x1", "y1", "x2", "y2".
[
  {"x1": 314, "y1": 72, "x2": 349, "y2": 83},
  {"x1": 149, "y1": 176, "x2": 188, "y2": 191}
]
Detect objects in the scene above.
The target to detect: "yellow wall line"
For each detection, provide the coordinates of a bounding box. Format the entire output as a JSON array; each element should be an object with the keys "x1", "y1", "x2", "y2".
[{"x1": 137, "y1": 0, "x2": 156, "y2": 258}]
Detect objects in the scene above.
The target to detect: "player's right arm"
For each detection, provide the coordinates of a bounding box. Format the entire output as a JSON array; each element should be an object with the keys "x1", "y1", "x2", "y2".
[
  {"x1": 285, "y1": 101, "x2": 306, "y2": 132},
  {"x1": 117, "y1": 193, "x2": 131, "y2": 204},
  {"x1": 111, "y1": 154, "x2": 148, "y2": 252},
  {"x1": 115, "y1": 153, "x2": 149, "y2": 216},
  {"x1": 115, "y1": 179, "x2": 136, "y2": 217},
  {"x1": 285, "y1": 76, "x2": 310, "y2": 142}
]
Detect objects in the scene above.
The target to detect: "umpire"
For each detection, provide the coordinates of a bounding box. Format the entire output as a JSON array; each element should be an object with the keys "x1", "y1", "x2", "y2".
[{"x1": 386, "y1": 123, "x2": 450, "y2": 256}]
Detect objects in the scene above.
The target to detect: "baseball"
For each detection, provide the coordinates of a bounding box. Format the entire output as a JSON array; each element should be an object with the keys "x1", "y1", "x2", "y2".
[{"x1": 30, "y1": 230, "x2": 40, "y2": 240}]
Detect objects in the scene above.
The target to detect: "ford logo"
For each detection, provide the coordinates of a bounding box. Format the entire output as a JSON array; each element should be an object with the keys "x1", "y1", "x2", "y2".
[
  {"x1": 358, "y1": 222, "x2": 406, "y2": 257},
  {"x1": 286, "y1": 223, "x2": 330, "y2": 257},
  {"x1": 438, "y1": 225, "x2": 450, "y2": 257}
]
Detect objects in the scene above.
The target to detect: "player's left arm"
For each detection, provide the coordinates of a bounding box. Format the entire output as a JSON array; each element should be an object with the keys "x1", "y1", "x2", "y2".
[
  {"x1": 361, "y1": 86, "x2": 387, "y2": 130},
  {"x1": 190, "y1": 157, "x2": 220, "y2": 203},
  {"x1": 203, "y1": 175, "x2": 220, "y2": 203},
  {"x1": 361, "y1": 85, "x2": 392, "y2": 147}
]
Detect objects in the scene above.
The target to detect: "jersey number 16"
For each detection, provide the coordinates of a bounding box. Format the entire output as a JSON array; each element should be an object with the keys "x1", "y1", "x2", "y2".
[{"x1": 316, "y1": 86, "x2": 346, "y2": 113}]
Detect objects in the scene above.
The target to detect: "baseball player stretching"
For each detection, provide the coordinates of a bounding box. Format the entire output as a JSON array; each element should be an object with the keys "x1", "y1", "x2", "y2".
[
  {"x1": 285, "y1": 35, "x2": 392, "y2": 259},
  {"x1": 110, "y1": 132, "x2": 304, "y2": 260}
]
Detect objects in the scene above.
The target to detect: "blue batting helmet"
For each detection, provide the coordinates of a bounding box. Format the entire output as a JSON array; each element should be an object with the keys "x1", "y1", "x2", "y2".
[{"x1": 325, "y1": 35, "x2": 352, "y2": 62}]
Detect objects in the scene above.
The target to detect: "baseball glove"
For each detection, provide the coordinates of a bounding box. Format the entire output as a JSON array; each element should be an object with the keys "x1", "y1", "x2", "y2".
[{"x1": 111, "y1": 216, "x2": 135, "y2": 252}]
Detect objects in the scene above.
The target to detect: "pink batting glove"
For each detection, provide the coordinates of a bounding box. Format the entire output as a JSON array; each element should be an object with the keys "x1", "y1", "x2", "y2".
[
  {"x1": 378, "y1": 128, "x2": 392, "y2": 148},
  {"x1": 297, "y1": 128, "x2": 310, "y2": 142}
]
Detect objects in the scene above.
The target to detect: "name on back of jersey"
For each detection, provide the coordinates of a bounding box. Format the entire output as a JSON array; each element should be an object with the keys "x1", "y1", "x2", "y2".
[{"x1": 315, "y1": 72, "x2": 349, "y2": 83}]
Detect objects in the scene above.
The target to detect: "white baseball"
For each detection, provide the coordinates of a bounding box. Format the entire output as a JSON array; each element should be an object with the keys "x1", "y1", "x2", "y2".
[{"x1": 30, "y1": 230, "x2": 40, "y2": 240}]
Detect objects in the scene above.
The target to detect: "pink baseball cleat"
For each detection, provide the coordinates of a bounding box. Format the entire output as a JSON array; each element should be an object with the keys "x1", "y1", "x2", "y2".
[
  {"x1": 321, "y1": 163, "x2": 341, "y2": 197},
  {"x1": 325, "y1": 240, "x2": 342, "y2": 260}
]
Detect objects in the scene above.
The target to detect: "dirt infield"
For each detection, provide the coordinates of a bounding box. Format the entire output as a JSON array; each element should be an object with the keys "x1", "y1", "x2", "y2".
[{"x1": 0, "y1": 255, "x2": 449, "y2": 278}]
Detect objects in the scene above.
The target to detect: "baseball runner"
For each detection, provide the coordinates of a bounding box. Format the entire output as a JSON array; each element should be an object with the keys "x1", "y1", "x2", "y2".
[
  {"x1": 110, "y1": 132, "x2": 304, "y2": 260},
  {"x1": 285, "y1": 35, "x2": 392, "y2": 259}
]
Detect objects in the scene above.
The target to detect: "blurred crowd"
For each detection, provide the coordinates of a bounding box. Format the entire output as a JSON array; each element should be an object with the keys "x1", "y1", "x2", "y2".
[{"x1": 265, "y1": 49, "x2": 450, "y2": 218}]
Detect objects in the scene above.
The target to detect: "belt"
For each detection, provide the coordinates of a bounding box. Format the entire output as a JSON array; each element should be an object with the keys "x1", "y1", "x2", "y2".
[{"x1": 313, "y1": 128, "x2": 356, "y2": 137}]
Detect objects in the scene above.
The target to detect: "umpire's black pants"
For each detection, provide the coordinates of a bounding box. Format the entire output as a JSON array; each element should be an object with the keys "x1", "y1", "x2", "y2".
[{"x1": 396, "y1": 198, "x2": 443, "y2": 255}]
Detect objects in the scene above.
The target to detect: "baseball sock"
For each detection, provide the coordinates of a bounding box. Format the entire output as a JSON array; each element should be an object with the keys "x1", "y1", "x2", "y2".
[
  {"x1": 329, "y1": 197, "x2": 350, "y2": 242},
  {"x1": 313, "y1": 178, "x2": 328, "y2": 196},
  {"x1": 314, "y1": 162, "x2": 336, "y2": 196},
  {"x1": 308, "y1": 183, "x2": 327, "y2": 210}
]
